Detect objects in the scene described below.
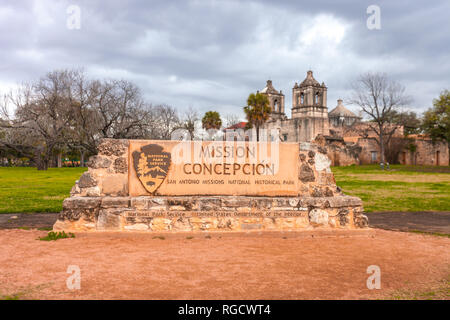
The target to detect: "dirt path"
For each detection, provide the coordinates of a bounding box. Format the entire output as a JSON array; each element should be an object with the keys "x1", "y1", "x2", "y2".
[
  {"x1": 0, "y1": 213, "x2": 57, "y2": 230},
  {"x1": 0, "y1": 229, "x2": 448, "y2": 300},
  {"x1": 366, "y1": 211, "x2": 450, "y2": 234}
]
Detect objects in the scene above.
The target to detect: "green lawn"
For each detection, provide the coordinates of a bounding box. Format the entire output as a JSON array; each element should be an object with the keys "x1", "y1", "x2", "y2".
[
  {"x1": 0, "y1": 165, "x2": 449, "y2": 214},
  {"x1": 332, "y1": 165, "x2": 450, "y2": 212},
  {"x1": 0, "y1": 167, "x2": 86, "y2": 214}
]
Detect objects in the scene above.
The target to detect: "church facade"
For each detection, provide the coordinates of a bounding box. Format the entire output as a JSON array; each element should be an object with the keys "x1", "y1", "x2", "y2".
[
  {"x1": 256, "y1": 71, "x2": 448, "y2": 166},
  {"x1": 259, "y1": 70, "x2": 356, "y2": 143}
]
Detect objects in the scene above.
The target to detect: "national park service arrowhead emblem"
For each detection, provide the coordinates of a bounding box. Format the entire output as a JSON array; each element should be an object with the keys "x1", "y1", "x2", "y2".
[{"x1": 132, "y1": 144, "x2": 171, "y2": 194}]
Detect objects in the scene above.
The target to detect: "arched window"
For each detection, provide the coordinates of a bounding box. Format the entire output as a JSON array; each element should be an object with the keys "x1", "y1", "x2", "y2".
[
  {"x1": 315, "y1": 92, "x2": 320, "y2": 104},
  {"x1": 300, "y1": 93, "x2": 304, "y2": 105},
  {"x1": 273, "y1": 100, "x2": 278, "y2": 112}
]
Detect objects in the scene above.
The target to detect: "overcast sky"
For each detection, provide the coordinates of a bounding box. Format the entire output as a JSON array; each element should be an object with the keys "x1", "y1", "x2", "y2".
[{"x1": 1, "y1": 0, "x2": 449, "y2": 119}]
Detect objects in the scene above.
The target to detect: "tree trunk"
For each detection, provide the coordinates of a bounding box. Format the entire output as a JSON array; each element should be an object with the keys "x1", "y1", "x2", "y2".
[
  {"x1": 379, "y1": 126, "x2": 385, "y2": 164},
  {"x1": 37, "y1": 149, "x2": 52, "y2": 170},
  {"x1": 80, "y1": 150, "x2": 85, "y2": 167},
  {"x1": 36, "y1": 154, "x2": 48, "y2": 170},
  {"x1": 57, "y1": 152, "x2": 62, "y2": 168},
  {"x1": 256, "y1": 125, "x2": 260, "y2": 142}
]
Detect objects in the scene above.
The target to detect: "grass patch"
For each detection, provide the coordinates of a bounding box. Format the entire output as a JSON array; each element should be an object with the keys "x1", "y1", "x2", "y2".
[
  {"x1": 388, "y1": 276, "x2": 450, "y2": 300},
  {"x1": 38, "y1": 231, "x2": 75, "y2": 241},
  {"x1": 0, "y1": 293, "x2": 22, "y2": 300},
  {"x1": 409, "y1": 230, "x2": 450, "y2": 238},
  {"x1": 332, "y1": 165, "x2": 450, "y2": 212},
  {"x1": 37, "y1": 227, "x2": 53, "y2": 231},
  {"x1": 0, "y1": 167, "x2": 86, "y2": 214},
  {"x1": 1, "y1": 165, "x2": 448, "y2": 214}
]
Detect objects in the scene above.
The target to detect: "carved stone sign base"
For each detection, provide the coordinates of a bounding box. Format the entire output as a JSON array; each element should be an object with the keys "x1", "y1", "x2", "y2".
[
  {"x1": 53, "y1": 195, "x2": 368, "y2": 232},
  {"x1": 53, "y1": 139, "x2": 369, "y2": 232}
]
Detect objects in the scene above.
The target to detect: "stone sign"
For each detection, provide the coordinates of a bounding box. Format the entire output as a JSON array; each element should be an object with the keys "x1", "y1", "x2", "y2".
[
  {"x1": 53, "y1": 138, "x2": 369, "y2": 232},
  {"x1": 129, "y1": 140, "x2": 299, "y2": 196}
]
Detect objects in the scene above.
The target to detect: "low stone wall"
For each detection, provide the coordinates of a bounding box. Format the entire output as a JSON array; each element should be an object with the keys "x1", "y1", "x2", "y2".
[
  {"x1": 53, "y1": 138, "x2": 368, "y2": 232},
  {"x1": 54, "y1": 195, "x2": 366, "y2": 232}
]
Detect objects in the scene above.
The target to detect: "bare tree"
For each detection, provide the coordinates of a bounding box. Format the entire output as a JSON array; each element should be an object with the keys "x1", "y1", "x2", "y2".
[
  {"x1": 0, "y1": 68, "x2": 187, "y2": 169},
  {"x1": 154, "y1": 104, "x2": 180, "y2": 140},
  {"x1": 225, "y1": 113, "x2": 242, "y2": 128},
  {"x1": 178, "y1": 107, "x2": 199, "y2": 140},
  {"x1": 349, "y1": 72, "x2": 411, "y2": 163},
  {"x1": 70, "y1": 78, "x2": 153, "y2": 154},
  {"x1": 1, "y1": 70, "x2": 79, "y2": 169}
]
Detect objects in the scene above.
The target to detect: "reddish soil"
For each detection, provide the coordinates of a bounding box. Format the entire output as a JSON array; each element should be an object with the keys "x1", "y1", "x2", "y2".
[{"x1": 0, "y1": 229, "x2": 448, "y2": 300}]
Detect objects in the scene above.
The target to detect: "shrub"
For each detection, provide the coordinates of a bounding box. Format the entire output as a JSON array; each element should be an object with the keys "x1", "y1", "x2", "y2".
[{"x1": 38, "y1": 231, "x2": 75, "y2": 241}]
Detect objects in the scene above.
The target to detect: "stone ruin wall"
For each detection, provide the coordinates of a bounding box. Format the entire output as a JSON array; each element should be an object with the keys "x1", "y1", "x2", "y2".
[{"x1": 53, "y1": 139, "x2": 368, "y2": 232}]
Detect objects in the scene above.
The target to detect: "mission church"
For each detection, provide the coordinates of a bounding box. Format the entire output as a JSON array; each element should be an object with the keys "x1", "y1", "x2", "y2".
[
  {"x1": 258, "y1": 70, "x2": 360, "y2": 143},
  {"x1": 230, "y1": 70, "x2": 448, "y2": 166}
]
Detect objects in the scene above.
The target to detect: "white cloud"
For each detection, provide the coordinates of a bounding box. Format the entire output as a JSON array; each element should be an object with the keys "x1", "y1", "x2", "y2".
[{"x1": 0, "y1": 0, "x2": 448, "y2": 118}]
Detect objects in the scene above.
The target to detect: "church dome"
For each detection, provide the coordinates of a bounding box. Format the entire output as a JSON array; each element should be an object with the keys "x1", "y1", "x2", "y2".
[{"x1": 329, "y1": 99, "x2": 358, "y2": 118}]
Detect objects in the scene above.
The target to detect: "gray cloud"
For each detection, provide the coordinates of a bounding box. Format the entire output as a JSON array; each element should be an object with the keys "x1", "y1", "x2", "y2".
[{"x1": 0, "y1": 0, "x2": 449, "y2": 118}]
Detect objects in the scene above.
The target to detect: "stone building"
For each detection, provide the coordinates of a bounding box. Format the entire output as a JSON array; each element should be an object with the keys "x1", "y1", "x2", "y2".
[
  {"x1": 260, "y1": 71, "x2": 330, "y2": 142},
  {"x1": 243, "y1": 70, "x2": 450, "y2": 166},
  {"x1": 328, "y1": 99, "x2": 361, "y2": 127}
]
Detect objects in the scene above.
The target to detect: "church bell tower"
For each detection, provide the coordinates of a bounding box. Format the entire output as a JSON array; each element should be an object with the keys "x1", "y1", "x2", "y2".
[{"x1": 292, "y1": 71, "x2": 329, "y2": 141}]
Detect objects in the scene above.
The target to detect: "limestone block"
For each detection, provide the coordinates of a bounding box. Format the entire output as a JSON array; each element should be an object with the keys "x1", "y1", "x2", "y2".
[
  {"x1": 328, "y1": 196, "x2": 363, "y2": 208},
  {"x1": 190, "y1": 217, "x2": 218, "y2": 231},
  {"x1": 338, "y1": 209, "x2": 350, "y2": 227},
  {"x1": 101, "y1": 197, "x2": 130, "y2": 208},
  {"x1": 113, "y1": 157, "x2": 127, "y2": 173},
  {"x1": 299, "y1": 164, "x2": 315, "y2": 182},
  {"x1": 130, "y1": 197, "x2": 149, "y2": 210},
  {"x1": 87, "y1": 155, "x2": 112, "y2": 169},
  {"x1": 70, "y1": 184, "x2": 81, "y2": 196},
  {"x1": 98, "y1": 139, "x2": 129, "y2": 157},
  {"x1": 222, "y1": 198, "x2": 252, "y2": 208},
  {"x1": 354, "y1": 213, "x2": 369, "y2": 228},
  {"x1": 309, "y1": 209, "x2": 329, "y2": 226},
  {"x1": 78, "y1": 172, "x2": 97, "y2": 188},
  {"x1": 101, "y1": 174, "x2": 128, "y2": 196},
  {"x1": 53, "y1": 219, "x2": 72, "y2": 231},
  {"x1": 53, "y1": 218, "x2": 96, "y2": 231},
  {"x1": 97, "y1": 208, "x2": 124, "y2": 230},
  {"x1": 167, "y1": 198, "x2": 194, "y2": 210},
  {"x1": 263, "y1": 218, "x2": 278, "y2": 230},
  {"x1": 80, "y1": 186, "x2": 101, "y2": 197},
  {"x1": 251, "y1": 198, "x2": 272, "y2": 209},
  {"x1": 314, "y1": 153, "x2": 331, "y2": 172},
  {"x1": 295, "y1": 216, "x2": 309, "y2": 228},
  {"x1": 151, "y1": 218, "x2": 172, "y2": 231},
  {"x1": 63, "y1": 197, "x2": 101, "y2": 209},
  {"x1": 217, "y1": 218, "x2": 238, "y2": 230},
  {"x1": 198, "y1": 198, "x2": 221, "y2": 211},
  {"x1": 171, "y1": 218, "x2": 193, "y2": 231}
]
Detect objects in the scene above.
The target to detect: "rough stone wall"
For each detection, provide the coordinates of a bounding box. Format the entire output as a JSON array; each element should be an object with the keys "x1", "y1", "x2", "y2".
[
  {"x1": 54, "y1": 195, "x2": 366, "y2": 232},
  {"x1": 314, "y1": 135, "x2": 361, "y2": 166},
  {"x1": 54, "y1": 138, "x2": 368, "y2": 232},
  {"x1": 342, "y1": 138, "x2": 449, "y2": 166},
  {"x1": 70, "y1": 139, "x2": 130, "y2": 197},
  {"x1": 354, "y1": 138, "x2": 380, "y2": 164},
  {"x1": 399, "y1": 138, "x2": 449, "y2": 166}
]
